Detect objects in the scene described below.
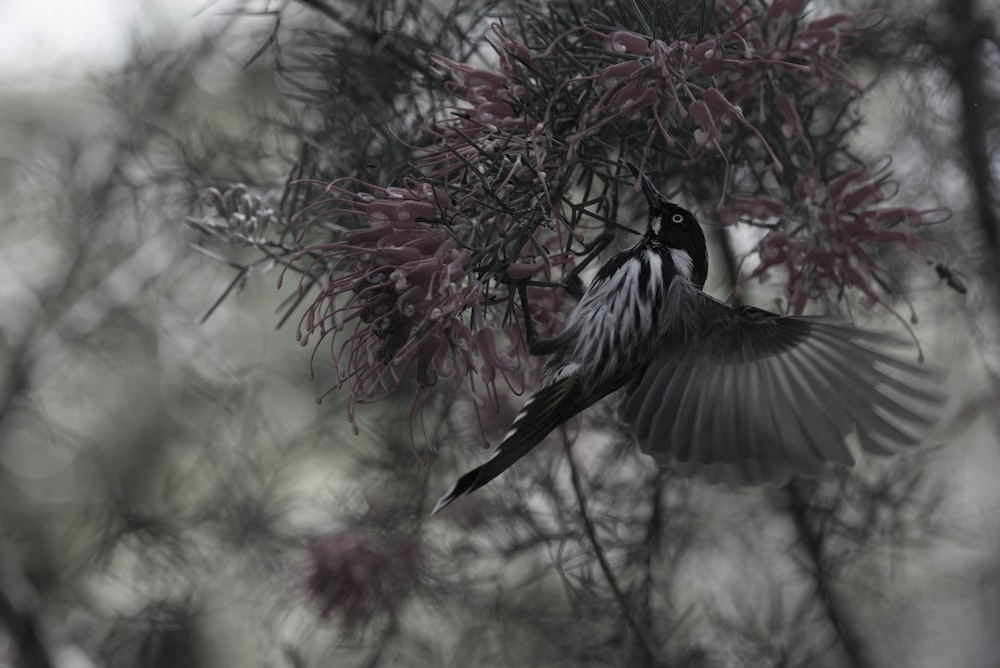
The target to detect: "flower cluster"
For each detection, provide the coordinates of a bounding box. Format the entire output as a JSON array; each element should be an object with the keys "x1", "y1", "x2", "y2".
[
  {"x1": 185, "y1": 185, "x2": 275, "y2": 246},
  {"x1": 288, "y1": 26, "x2": 584, "y2": 451},
  {"x1": 554, "y1": 0, "x2": 877, "y2": 193},
  {"x1": 305, "y1": 529, "x2": 423, "y2": 631},
  {"x1": 721, "y1": 158, "x2": 948, "y2": 316},
  {"x1": 290, "y1": 178, "x2": 531, "y2": 449}
]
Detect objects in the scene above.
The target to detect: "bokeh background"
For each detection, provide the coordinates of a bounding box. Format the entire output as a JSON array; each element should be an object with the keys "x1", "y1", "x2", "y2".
[{"x1": 0, "y1": 1, "x2": 998, "y2": 667}]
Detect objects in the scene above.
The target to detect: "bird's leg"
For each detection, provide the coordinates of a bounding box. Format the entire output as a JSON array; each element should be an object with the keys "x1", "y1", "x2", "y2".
[
  {"x1": 561, "y1": 273, "x2": 586, "y2": 301},
  {"x1": 566, "y1": 227, "x2": 615, "y2": 281},
  {"x1": 539, "y1": 228, "x2": 612, "y2": 305},
  {"x1": 514, "y1": 280, "x2": 569, "y2": 357},
  {"x1": 517, "y1": 281, "x2": 538, "y2": 351},
  {"x1": 500, "y1": 224, "x2": 616, "y2": 357}
]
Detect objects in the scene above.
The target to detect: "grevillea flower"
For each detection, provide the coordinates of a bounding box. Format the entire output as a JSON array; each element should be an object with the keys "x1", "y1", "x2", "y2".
[
  {"x1": 185, "y1": 185, "x2": 275, "y2": 246},
  {"x1": 288, "y1": 179, "x2": 532, "y2": 453},
  {"x1": 283, "y1": 25, "x2": 595, "y2": 454},
  {"x1": 305, "y1": 530, "x2": 423, "y2": 631},
  {"x1": 720, "y1": 157, "x2": 949, "y2": 318},
  {"x1": 550, "y1": 1, "x2": 879, "y2": 199}
]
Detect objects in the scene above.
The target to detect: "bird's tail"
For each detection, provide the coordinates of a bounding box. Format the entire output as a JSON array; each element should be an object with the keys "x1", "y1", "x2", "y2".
[{"x1": 431, "y1": 374, "x2": 583, "y2": 515}]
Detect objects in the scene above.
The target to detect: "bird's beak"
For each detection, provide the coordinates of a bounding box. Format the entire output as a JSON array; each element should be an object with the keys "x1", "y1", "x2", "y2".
[{"x1": 627, "y1": 163, "x2": 663, "y2": 209}]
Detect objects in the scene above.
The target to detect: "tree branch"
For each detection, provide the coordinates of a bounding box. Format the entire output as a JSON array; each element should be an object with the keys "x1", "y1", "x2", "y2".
[
  {"x1": 561, "y1": 429, "x2": 668, "y2": 667},
  {"x1": 0, "y1": 533, "x2": 98, "y2": 668},
  {"x1": 944, "y1": 0, "x2": 999, "y2": 267}
]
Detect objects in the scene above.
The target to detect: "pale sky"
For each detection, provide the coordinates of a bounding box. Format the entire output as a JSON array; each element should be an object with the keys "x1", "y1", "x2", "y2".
[{"x1": 0, "y1": 0, "x2": 211, "y2": 78}]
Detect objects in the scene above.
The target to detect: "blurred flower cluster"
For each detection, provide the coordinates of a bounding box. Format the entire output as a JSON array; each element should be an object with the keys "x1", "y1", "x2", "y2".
[
  {"x1": 306, "y1": 529, "x2": 423, "y2": 631},
  {"x1": 186, "y1": 185, "x2": 275, "y2": 247}
]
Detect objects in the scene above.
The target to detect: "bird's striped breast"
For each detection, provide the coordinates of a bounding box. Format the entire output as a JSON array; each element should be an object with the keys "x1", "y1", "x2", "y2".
[{"x1": 542, "y1": 246, "x2": 676, "y2": 388}]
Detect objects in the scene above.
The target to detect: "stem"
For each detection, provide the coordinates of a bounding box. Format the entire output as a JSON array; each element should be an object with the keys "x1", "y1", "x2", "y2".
[
  {"x1": 640, "y1": 470, "x2": 665, "y2": 632},
  {"x1": 561, "y1": 430, "x2": 668, "y2": 667},
  {"x1": 0, "y1": 532, "x2": 96, "y2": 668},
  {"x1": 783, "y1": 484, "x2": 869, "y2": 668},
  {"x1": 944, "y1": 0, "x2": 999, "y2": 267}
]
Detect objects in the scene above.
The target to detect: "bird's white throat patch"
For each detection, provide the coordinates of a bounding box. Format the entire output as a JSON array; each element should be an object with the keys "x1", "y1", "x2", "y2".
[{"x1": 669, "y1": 248, "x2": 694, "y2": 281}]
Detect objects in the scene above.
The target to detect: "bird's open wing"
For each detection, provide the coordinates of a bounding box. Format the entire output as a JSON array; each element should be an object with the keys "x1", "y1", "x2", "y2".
[{"x1": 620, "y1": 295, "x2": 943, "y2": 484}]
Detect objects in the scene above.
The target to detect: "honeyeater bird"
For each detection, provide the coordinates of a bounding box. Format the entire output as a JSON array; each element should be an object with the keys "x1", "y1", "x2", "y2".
[{"x1": 432, "y1": 168, "x2": 940, "y2": 515}]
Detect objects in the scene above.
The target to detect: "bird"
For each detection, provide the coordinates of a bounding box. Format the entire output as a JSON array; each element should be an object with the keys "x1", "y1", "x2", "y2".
[{"x1": 431, "y1": 167, "x2": 941, "y2": 514}]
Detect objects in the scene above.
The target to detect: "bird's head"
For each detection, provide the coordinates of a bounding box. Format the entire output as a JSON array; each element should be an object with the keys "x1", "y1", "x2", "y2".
[{"x1": 629, "y1": 165, "x2": 708, "y2": 288}]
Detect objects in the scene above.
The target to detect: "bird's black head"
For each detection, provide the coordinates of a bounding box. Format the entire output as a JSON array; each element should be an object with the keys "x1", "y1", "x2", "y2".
[{"x1": 630, "y1": 167, "x2": 708, "y2": 289}]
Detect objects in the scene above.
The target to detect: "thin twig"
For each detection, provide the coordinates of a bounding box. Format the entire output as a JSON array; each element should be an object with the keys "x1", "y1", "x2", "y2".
[
  {"x1": 561, "y1": 429, "x2": 668, "y2": 667},
  {"x1": 944, "y1": 0, "x2": 999, "y2": 267},
  {"x1": 784, "y1": 483, "x2": 869, "y2": 668}
]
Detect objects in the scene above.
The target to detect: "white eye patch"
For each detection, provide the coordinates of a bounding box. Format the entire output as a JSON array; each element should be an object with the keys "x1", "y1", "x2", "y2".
[{"x1": 671, "y1": 213, "x2": 685, "y2": 224}]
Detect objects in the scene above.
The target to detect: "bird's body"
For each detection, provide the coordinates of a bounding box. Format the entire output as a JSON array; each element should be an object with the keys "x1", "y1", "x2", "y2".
[
  {"x1": 431, "y1": 170, "x2": 940, "y2": 515},
  {"x1": 541, "y1": 237, "x2": 695, "y2": 390}
]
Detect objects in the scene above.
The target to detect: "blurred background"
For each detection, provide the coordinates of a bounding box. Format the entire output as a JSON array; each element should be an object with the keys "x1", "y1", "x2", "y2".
[{"x1": 0, "y1": 1, "x2": 998, "y2": 667}]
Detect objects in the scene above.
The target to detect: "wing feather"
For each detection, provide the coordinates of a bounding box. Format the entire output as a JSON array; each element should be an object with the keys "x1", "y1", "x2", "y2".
[{"x1": 622, "y1": 294, "x2": 941, "y2": 484}]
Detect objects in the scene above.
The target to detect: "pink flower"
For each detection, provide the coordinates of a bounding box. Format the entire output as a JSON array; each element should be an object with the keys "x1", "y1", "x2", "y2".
[
  {"x1": 549, "y1": 1, "x2": 881, "y2": 197},
  {"x1": 284, "y1": 27, "x2": 598, "y2": 454},
  {"x1": 287, "y1": 178, "x2": 530, "y2": 451},
  {"x1": 305, "y1": 530, "x2": 423, "y2": 630},
  {"x1": 186, "y1": 185, "x2": 274, "y2": 246},
  {"x1": 730, "y1": 159, "x2": 949, "y2": 317}
]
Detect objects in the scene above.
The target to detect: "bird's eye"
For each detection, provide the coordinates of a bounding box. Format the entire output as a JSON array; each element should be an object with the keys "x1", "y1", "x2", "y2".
[{"x1": 671, "y1": 213, "x2": 685, "y2": 224}]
